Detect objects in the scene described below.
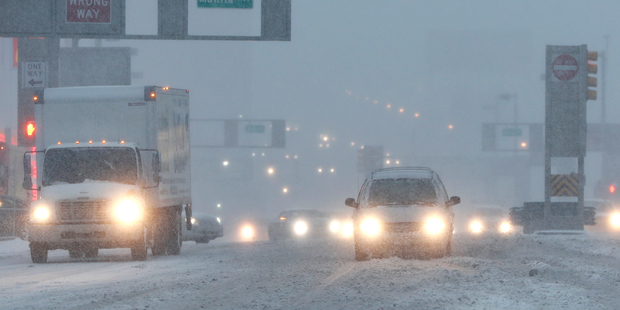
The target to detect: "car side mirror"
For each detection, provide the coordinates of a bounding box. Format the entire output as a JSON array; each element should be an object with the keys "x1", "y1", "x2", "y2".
[
  {"x1": 448, "y1": 196, "x2": 461, "y2": 206},
  {"x1": 345, "y1": 198, "x2": 358, "y2": 208}
]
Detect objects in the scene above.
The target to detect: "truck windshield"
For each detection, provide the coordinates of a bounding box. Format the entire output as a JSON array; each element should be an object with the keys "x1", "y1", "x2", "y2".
[
  {"x1": 368, "y1": 179, "x2": 438, "y2": 205},
  {"x1": 43, "y1": 147, "x2": 138, "y2": 186}
]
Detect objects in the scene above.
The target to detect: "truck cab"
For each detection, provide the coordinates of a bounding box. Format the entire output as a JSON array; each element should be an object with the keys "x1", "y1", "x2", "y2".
[{"x1": 23, "y1": 86, "x2": 191, "y2": 263}]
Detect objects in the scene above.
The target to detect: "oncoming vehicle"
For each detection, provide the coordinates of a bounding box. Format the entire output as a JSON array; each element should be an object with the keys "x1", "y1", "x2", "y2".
[
  {"x1": 467, "y1": 206, "x2": 513, "y2": 235},
  {"x1": 181, "y1": 212, "x2": 223, "y2": 244},
  {"x1": 345, "y1": 167, "x2": 460, "y2": 260},
  {"x1": 268, "y1": 209, "x2": 329, "y2": 240}
]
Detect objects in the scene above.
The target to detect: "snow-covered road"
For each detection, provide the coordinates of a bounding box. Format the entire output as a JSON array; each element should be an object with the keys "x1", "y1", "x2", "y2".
[{"x1": 1, "y1": 233, "x2": 620, "y2": 309}]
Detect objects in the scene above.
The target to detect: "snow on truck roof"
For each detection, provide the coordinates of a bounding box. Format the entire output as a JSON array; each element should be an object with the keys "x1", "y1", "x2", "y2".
[
  {"x1": 43, "y1": 86, "x2": 187, "y2": 104},
  {"x1": 371, "y1": 167, "x2": 436, "y2": 180}
]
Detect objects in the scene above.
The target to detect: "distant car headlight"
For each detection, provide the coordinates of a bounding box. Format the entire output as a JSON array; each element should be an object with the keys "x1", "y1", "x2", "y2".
[
  {"x1": 115, "y1": 199, "x2": 141, "y2": 223},
  {"x1": 360, "y1": 218, "x2": 381, "y2": 236},
  {"x1": 499, "y1": 221, "x2": 512, "y2": 233},
  {"x1": 191, "y1": 217, "x2": 198, "y2": 225},
  {"x1": 470, "y1": 221, "x2": 483, "y2": 234},
  {"x1": 425, "y1": 217, "x2": 446, "y2": 234},
  {"x1": 241, "y1": 225, "x2": 254, "y2": 239},
  {"x1": 329, "y1": 220, "x2": 340, "y2": 233},
  {"x1": 294, "y1": 221, "x2": 309, "y2": 236},
  {"x1": 32, "y1": 206, "x2": 51, "y2": 221},
  {"x1": 217, "y1": 217, "x2": 221, "y2": 224},
  {"x1": 611, "y1": 213, "x2": 620, "y2": 227},
  {"x1": 342, "y1": 222, "x2": 354, "y2": 237}
]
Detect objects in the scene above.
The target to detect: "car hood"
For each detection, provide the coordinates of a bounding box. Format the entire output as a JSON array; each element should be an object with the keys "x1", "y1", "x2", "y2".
[{"x1": 355, "y1": 205, "x2": 452, "y2": 223}]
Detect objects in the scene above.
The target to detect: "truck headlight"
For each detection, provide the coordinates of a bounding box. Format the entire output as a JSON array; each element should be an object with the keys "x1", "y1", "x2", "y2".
[
  {"x1": 294, "y1": 221, "x2": 308, "y2": 236},
  {"x1": 115, "y1": 199, "x2": 140, "y2": 223},
  {"x1": 470, "y1": 221, "x2": 483, "y2": 234},
  {"x1": 360, "y1": 218, "x2": 380, "y2": 236},
  {"x1": 425, "y1": 217, "x2": 446, "y2": 234},
  {"x1": 499, "y1": 221, "x2": 512, "y2": 233},
  {"x1": 611, "y1": 213, "x2": 620, "y2": 227},
  {"x1": 33, "y1": 206, "x2": 51, "y2": 221}
]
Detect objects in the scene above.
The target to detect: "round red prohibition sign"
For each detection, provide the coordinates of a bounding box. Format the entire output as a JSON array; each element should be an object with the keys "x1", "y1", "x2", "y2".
[{"x1": 552, "y1": 54, "x2": 579, "y2": 81}]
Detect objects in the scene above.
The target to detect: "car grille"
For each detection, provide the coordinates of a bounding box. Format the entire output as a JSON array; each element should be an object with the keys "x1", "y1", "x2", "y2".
[
  {"x1": 58, "y1": 199, "x2": 109, "y2": 222},
  {"x1": 382, "y1": 222, "x2": 422, "y2": 233}
]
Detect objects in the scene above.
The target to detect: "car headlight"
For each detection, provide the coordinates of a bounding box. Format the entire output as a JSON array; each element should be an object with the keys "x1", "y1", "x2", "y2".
[
  {"x1": 425, "y1": 217, "x2": 446, "y2": 234},
  {"x1": 217, "y1": 217, "x2": 221, "y2": 224},
  {"x1": 115, "y1": 199, "x2": 141, "y2": 223},
  {"x1": 470, "y1": 221, "x2": 483, "y2": 234},
  {"x1": 611, "y1": 213, "x2": 620, "y2": 227},
  {"x1": 499, "y1": 221, "x2": 512, "y2": 233},
  {"x1": 329, "y1": 220, "x2": 340, "y2": 233},
  {"x1": 32, "y1": 205, "x2": 51, "y2": 222},
  {"x1": 294, "y1": 221, "x2": 309, "y2": 236},
  {"x1": 241, "y1": 225, "x2": 254, "y2": 240},
  {"x1": 191, "y1": 217, "x2": 198, "y2": 225},
  {"x1": 360, "y1": 218, "x2": 381, "y2": 236}
]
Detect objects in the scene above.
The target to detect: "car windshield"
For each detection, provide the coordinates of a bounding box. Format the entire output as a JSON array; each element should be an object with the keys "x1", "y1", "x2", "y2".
[
  {"x1": 368, "y1": 178, "x2": 437, "y2": 205},
  {"x1": 43, "y1": 147, "x2": 138, "y2": 186}
]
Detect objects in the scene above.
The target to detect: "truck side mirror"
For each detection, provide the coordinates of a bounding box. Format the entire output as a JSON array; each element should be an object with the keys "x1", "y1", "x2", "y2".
[
  {"x1": 345, "y1": 198, "x2": 358, "y2": 208},
  {"x1": 22, "y1": 154, "x2": 33, "y2": 190}
]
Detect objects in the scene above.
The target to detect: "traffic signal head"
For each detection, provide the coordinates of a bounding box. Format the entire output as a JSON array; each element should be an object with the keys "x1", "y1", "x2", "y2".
[{"x1": 26, "y1": 121, "x2": 35, "y2": 137}]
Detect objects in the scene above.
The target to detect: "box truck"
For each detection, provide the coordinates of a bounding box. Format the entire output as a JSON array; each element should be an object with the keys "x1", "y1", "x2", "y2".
[{"x1": 23, "y1": 86, "x2": 192, "y2": 263}]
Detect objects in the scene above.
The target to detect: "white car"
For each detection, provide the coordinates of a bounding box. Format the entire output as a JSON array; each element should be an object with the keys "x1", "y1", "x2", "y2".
[
  {"x1": 346, "y1": 167, "x2": 460, "y2": 260},
  {"x1": 182, "y1": 212, "x2": 223, "y2": 244}
]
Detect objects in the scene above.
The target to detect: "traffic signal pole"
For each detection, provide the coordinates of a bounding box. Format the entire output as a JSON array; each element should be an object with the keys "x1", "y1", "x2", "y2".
[{"x1": 17, "y1": 37, "x2": 60, "y2": 147}]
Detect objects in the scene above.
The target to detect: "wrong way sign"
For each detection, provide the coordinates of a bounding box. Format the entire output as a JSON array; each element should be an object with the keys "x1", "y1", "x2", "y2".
[
  {"x1": 21, "y1": 62, "x2": 47, "y2": 88},
  {"x1": 552, "y1": 54, "x2": 579, "y2": 81}
]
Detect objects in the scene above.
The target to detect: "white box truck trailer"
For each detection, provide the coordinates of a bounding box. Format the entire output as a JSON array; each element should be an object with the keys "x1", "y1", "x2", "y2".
[{"x1": 23, "y1": 86, "x2": 192, "y2": 263}]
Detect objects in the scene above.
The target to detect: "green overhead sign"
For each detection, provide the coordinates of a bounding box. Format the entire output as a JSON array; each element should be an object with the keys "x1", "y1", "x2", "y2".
[
  {"x1": 245, "y1": 124, "x2": 265, "y2": 133},
  {"x1": 198, "y1": 0, "x2": 253, "y2": 8},
  {"x1": 502, "y1": 128, "x2": 523, "y2": 137}
]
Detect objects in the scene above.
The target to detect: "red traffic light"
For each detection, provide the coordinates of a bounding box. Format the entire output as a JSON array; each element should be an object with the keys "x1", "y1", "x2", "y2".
[
  {"x1": 610, "y1": 185, "x2": 616, "y2": 194},
  {"x1": 26, "y1": 122, "x2": 35, "y2": 137}
]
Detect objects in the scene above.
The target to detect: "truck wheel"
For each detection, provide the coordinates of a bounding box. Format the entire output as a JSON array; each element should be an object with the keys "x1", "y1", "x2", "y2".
[
  {"x1": 131, "y1": 229, "x2": 148, "y2": 261},
  {"x1": 84, "y1": 247, "x2": 98, "y2": 258},
  {"x1": 167, "y1": 209, "x2": 182, "y2": 255},
  {"x1": 30, "y1": 243, "x2": 48, "y2": 264},
  {"x1": 151, "y1": 214, "x2": 167, "y2": 256}
]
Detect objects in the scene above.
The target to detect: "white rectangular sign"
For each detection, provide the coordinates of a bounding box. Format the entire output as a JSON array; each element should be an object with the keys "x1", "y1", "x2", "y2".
[{"x1": 21, "y1": 62, "x2": 47, "y2": 88}]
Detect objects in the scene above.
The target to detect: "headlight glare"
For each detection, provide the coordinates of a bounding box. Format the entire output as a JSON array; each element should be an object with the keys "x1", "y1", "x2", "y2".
[
  {"x1": 499, "y1": 222, "x2": 512, "y2": 233},
  {"x1": 470, "y1": 221, "x2": 483, "y2": 234},
  {"x1": 425, "y1": 217, "x2": 446, "y2": 234},
  {"x1": 115, "y1": 199, "x2": 140, "y2": 222},
  {"x1": 329, "y1": 220, "x2": 340, "y2": 233},
  {"x1": 294, "y1": 221, "x2": 309, "y2": 235},
  {"x1": 611, "y1": 213, "x2": 620, "y2": 227},
  {"x1": 33, "y1": 206, "x2": 51, "y2": 221},
  {"x1": 360, "y1": 218, "x2": 380, "y2": 236},
  {"x1": 342, "y1": 222, "x2": 354, "y2": 237}
]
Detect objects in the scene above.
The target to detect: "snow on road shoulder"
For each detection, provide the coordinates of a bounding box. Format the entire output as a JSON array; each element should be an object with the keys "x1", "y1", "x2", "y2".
[{"x1": 0, "y1": 238, "x2": 29, "y2": 258}]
